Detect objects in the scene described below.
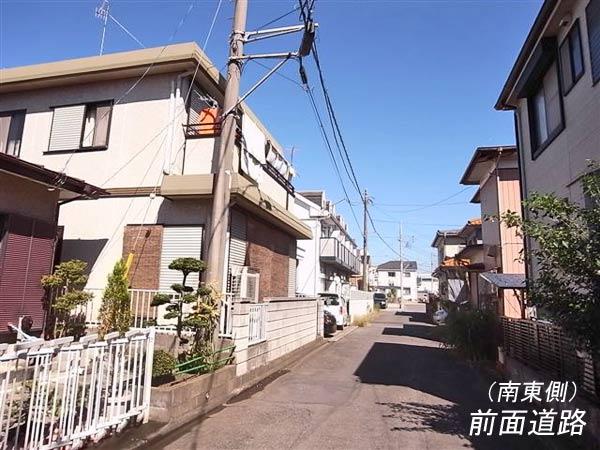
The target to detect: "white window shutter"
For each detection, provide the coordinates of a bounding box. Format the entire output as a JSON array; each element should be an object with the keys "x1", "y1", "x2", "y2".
[
  {"x1": 159, "y1": 226, "x2": 203, "y2": 291},
  {"x1": 48, "y1": 105, "x2": 86, "y2": 152}
]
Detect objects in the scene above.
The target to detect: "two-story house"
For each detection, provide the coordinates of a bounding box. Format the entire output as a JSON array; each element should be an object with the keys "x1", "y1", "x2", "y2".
[
  {"x1": 375, "y1": 260, "x2": 418, "y2": 300},
  {"x1": 431, "y1": 229, "x2": 468, "y2": 303},
  {"x1": 294, "y1": 191, "x2": 361, "y2": 298},
  {"x1": 0, "y1": 43, "x2": 312, "y2": 320},
  {"x1": 453, "y1": 218, "x2": 485, "y2": 308},
  {"x1": 496, "y1": 0, "x2": 600, "y2": 274},
  {"x1": 460, "y1": 146, "x2": 526, "y2": 317}
]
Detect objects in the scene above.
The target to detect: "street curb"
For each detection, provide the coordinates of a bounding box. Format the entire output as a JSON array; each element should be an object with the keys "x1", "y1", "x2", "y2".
[{"x1": 326, "y1": 325, "x2": 358, "y2": 342}]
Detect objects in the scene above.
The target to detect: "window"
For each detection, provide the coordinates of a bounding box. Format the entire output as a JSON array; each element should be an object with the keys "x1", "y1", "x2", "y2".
[
  {"x1": 0, "y1": 110, "x2": 25, "y2": 157},
  {"x1": 48, "y1": 101, "x2": 112, "y2": 152},
  {"x1": 388, "y1": 271, "x2": 395, "y2": 277},
  {"x1": 560, "y1": 20, "x2": 585, "y2": 94},
  {"x1": 403, "y1": 288, "x2": 411, "y2": 295},
  {"x1": 528, "y1": 62, "x2": 564, "y2": 158},
  {"x1": 404, "y1": 271, "x2": 411, "y2": 277},
  {"x1": 587, "y1": 0, "x2": 600, "y2": 84}
]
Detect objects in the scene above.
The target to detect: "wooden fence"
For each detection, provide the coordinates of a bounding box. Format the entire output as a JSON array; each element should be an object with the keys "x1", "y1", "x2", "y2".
[{"x1": 501, "y1": 317, "x2": 598, "y2": 401}]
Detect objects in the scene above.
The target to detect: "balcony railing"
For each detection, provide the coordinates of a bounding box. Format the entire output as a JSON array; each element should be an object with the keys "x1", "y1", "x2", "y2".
[{"x1": 320, "y1": 237, "x2": 361, "y2": 274}]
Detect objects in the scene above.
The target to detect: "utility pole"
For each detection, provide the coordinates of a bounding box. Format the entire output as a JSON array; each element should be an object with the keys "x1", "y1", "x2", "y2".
[
  {"x1": 399, "y1": 221, "x2": 403, "y2": 302},
  {"x1": 362, "y1": 189, "x2": 369, "y2": 291},
  {"x1": 205, "y1": 0, "x2": 248, "y2": 292}
]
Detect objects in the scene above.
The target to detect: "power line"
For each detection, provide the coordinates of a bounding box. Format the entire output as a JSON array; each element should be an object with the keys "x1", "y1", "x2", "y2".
[
  {"x1": 304, "y1": 84, "x2": 363, "y2": 235},
  {"x1": 251, "y1": 4, "x2": 300, "y2": 31}
]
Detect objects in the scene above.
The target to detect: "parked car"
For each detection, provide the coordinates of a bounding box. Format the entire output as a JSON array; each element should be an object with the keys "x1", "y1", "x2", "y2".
[
  {"x1": 373, "y1": 292, "x2": 387, "y2": 309},
  {"x1": 323, "y1": 310, "x2": 337, "y2": 336},
  {"x1": 319, "y1": 293, "x2": 348, "y2": 329},
  {"x1": 433, "y1": 309, "x2": 448, "y2": 325}
]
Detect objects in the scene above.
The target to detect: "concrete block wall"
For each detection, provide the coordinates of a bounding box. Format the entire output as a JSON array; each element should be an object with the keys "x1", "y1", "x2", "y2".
[{"x1": 232, "y1": 298, "x2": 319, "y2": 376}]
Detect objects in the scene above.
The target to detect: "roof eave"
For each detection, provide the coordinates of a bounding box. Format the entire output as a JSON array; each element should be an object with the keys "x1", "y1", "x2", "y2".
[{"x1": 495, "y1": 0, "x2": 560, "y2": 110}]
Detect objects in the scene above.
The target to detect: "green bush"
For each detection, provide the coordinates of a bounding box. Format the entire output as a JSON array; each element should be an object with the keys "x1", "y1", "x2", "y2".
[
  {"x1": 152, "y1": 350, "x2": 177, "y2": 386},
  {"x1": 443, "y1": 309, "x2": 498, "y2": 361}
]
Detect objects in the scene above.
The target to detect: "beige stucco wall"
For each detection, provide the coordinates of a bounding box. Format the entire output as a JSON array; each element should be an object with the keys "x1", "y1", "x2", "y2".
[
  {"x1": 58, "y1": 196, "x2": 212, "y2": 289},
  {"x1": 0, "y1": 74, "x2": 177, "y2": 190},
  {"x1": 0, "y1": 172, "x2": 58, "y2": 223},
  {"x1": 515, "y1": 0, "x2": 600, "y2": 204},
  {"x1": 0, "y1": 71, "x2": 294, "y2": 213}
]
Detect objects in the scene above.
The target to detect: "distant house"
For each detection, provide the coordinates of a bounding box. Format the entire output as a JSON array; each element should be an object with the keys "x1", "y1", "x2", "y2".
[
  {"x1": 375, "y1": 260, "x2": 418, "y2": 300},
  {"x1": 431, "y1": 230, "x2": 468, "y2": 303},
  {"x1": 454, "y1": 218, "x2": 485, "y2": 308},
  {"x1": 0, "y1": 153, "x2": 103, "y2": 341},
  {"x1": 416, "y1": 273, "x2": 439, "y2": 301},
  {"x1": 460, "y1": 146, "x2": 525, "y2": 317},
  {"x1": 495, "y1": 0, "x2": 600, "y2": 275},
  {"x1": 294, "y1": 191, "x2": 361, "y2": 298}
]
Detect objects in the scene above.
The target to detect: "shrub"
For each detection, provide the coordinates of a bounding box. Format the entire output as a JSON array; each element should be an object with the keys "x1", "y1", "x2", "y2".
[
  {"x1": 99, "y1": 260, "x2": 131, "y2": 338},
  {"x1": 443, "y1": 309, "x2": 498, "y2": 361},
  {"x1": 152, "y1": 350, "x2": 177, "y2": 386},
  {"x1": 41, "y1": 259, "x2": 93, "y2": 339},
  {"x1": 353, "y1": 310, "x2": 379, "y2": 327}
]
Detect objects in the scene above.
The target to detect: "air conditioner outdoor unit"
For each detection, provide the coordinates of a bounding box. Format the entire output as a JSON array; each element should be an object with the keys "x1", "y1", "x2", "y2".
[{"x1": 230, "y1": 265, "x2": 260, "y2": 302}]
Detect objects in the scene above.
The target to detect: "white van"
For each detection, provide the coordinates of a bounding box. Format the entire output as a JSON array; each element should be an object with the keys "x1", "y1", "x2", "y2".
[{"x1": 318, "y1": 293, "x2": 348, "y2": 329}]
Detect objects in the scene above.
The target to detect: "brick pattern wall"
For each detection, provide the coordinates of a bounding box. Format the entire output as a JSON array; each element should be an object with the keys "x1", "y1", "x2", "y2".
[
  {"x1": 246, "y1": 216, "x2": 292, "y2": 299},
  {"x1": 122, "y1": 225, "x2": 163, "y2": 289}
]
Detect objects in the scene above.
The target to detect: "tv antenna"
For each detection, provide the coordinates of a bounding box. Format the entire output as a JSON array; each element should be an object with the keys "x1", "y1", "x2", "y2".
[{"x1": 95, "y1": 0, "x2": 145, "y2": 55}]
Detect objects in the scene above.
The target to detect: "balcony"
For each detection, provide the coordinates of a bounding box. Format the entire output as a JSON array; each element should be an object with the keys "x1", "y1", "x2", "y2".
[{"x1": 320, "y1": 237, "x2": 361, "y2": 274}]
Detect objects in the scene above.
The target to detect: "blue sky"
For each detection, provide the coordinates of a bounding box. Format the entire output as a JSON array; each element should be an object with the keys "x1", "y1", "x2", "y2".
[{"x1": 0, "y1": 0, "x2": 542, "y2": 270}]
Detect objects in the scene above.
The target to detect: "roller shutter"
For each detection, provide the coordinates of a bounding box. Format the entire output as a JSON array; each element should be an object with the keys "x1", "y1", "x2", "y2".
[
  {"x1": 48, "y1": 105, "x2": 86, "y2": 152},
  {"x1": 288, "y1": 256, "x2": 296, "y2": 297},
  {"x1": 229, "y1": 210, "x2": 247, "y2": 267},
  {"x1": 0, "y1": 215, "x2": 56, "y2": 333},
  {"x1": 159, "y1": 226, "x2": 203, "y2": 291}
]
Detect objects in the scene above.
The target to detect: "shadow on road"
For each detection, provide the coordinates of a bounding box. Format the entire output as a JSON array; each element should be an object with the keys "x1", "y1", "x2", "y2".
[{"x1": 382, "y1": 325, "x2": 442, "y2": 341}]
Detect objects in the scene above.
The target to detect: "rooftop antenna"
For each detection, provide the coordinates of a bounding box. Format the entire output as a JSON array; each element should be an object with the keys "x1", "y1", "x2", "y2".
[
  {"x1": 96, "y1": 0, "x2": 110, "y2": 55},
  {"x1": 95, "y1": 0, "x2": 145, "y2": 56}
]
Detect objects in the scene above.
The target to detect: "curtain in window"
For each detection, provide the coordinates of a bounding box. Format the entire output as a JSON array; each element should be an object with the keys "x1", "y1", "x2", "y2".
[
  {"x1": 6, "y1": 112, "x2": 25, "y2": 156},
  {"x1": 543, "y1": 63, "x2": 562, "y2": 136},
  {"x1": 93, "y1": 105, "x2": 111, "y2": 147},
  {"x1": 81, "y1": 107, "x2": 96, "y2": 148},
  {"x1": 0, "y1": 115, "x2": 10, "y2": 154}
]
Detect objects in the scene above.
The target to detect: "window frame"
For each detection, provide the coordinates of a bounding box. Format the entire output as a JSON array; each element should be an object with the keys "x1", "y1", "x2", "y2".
[
  {"x1": 527, "y1": 61, "x2": 565, "y2": 160},
  {"x1": 387, "y1": 271, "x2": 395, "y2": 277},
  {"x1": 559, "y1": 19, "x2": 585, "y2": 95},
  {"x1": 45, "y1": 100, "x2": 113, "y2": 154},
  {"x1": 0, "y1": 109, "x2": 26, "y2": 157},
  {"x1": 586, "y1": 0, "x2": 600, "y2": 86}
]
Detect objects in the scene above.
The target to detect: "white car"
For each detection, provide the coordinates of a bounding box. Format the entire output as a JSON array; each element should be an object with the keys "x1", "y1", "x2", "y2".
[
  {"x1": 319, "y1": 293, "x2": 348, "y2": 329},
  {"x1": 433, "y1": 309, "x2": 448, "y2": 325}
]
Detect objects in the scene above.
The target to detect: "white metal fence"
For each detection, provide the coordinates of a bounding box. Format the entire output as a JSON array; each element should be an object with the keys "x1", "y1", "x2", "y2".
[
  {"x1": 0, "y1": 328, "x2": 155, "y2": 450},
  {"x1": 247, "y1": 304, "x2": 267, "y2": 345},
  {"x1": 84, "y1": 289, "x2": 235, "y2": 337},
  {"x1": 219, "y1": 294, "x2": 234, "y2": 337}
]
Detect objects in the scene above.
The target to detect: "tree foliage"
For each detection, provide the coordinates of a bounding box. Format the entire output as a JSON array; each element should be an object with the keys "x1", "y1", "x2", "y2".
[
  {"x1": 502, "y1": 162, "x2": 600, "y2": 352},
  {"x1": 41, "y1": 259, "x2": 92, "y2": 339},
  {"x1": 150, "y1": 257, "x2": 219, "y2": 356},
  {"x1": 99, "y1": 259, "x2": 131, "y2": 338}
]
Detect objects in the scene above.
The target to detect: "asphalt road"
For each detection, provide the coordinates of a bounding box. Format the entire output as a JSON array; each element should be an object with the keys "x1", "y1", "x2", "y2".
[{"x1": 148, "y1": 304, "x2": 572, "y2": 450}]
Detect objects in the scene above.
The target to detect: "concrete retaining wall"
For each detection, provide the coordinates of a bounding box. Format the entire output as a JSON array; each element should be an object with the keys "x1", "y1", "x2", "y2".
[
  {"x1": 232, "y1": 298, "x2": 321, "y2": 376},
  {"x1": 148, "y1": 337, "x2": 323, "y2": 427}
]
